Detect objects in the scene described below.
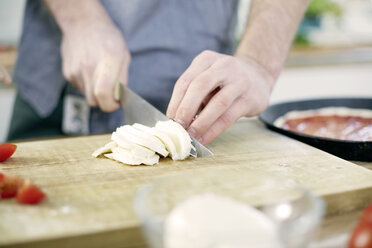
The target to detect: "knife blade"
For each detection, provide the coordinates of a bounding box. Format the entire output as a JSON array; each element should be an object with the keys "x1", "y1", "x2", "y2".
[{"x1": 114, "y1": 82, "x2": 213, "y2": 157}]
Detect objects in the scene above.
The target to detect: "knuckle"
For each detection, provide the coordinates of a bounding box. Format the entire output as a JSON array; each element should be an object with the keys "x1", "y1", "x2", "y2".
[
  {"x1": 200, "y1": 50, "x2": 213, "y2": 57},
  {"x1": 219, "y1": 56, "x2": 236, "y2": 67},
  {"x1": 176, "y1": 106, "x2": 191, "y2": 120},
  {"x1": 94, "y1": 88, "x2": 110, "y2": 100},
  {"x1": 191, "y1": 72, "x2": 212, "y2": 92},
  {"x1": 203, "y1": 128, "x2": 219, "y2": 145},
  {"x1": 175, "y1": 75, "x2": 190, "y2": 90},
  {"x1": 188, "y1": 122, "x2": 205, "y2": 138},
  {"x1": 194, "y1": 50, "x2": 216, "y2": 62},
  {"x1": 201, "y1": 50, "x2": 217, "y2": 58},
  {"x1": 240, "y1": 94, "x2": 251, "y2": 105},
  {"x1": 220, "y1": 112, "x2": 234, "y2": 126},
  {"x1": 215, "y1": 95, "x2": 230, "y2": 109},
  {"x1": 195, "y1": 121, "x2": 208, "y2": 134}
]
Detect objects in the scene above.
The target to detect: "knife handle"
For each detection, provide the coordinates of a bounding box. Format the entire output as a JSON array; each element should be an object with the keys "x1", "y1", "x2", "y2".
[{"x1": 114, "y1": 81, "x2": 122, "y2": 101}]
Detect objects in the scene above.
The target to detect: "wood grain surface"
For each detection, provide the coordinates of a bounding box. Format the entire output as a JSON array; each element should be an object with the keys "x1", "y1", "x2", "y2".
[{"x1": 1, "y1": 119, "x2": 371, "y2": 248}]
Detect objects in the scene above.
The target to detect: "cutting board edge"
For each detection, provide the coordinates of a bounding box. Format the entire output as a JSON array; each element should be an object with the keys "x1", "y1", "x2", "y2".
[
  {"x1": 0, "y1": 223, "x2": 144, "y2": 248},
  {"x1": 322, "y1": 185, "x2": 372, "y2": 216}
]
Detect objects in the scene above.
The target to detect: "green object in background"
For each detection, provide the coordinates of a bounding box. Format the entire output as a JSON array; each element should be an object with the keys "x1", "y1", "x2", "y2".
[
  {"x1": 306, "y1": 0, "x2": 342, "y2": 18},
  {"x1": 294, "y1": 0, "x2": 342, "y2": 45},
  {"x1": 294, "y1": 33, "x2": 310, "y2": 46}
]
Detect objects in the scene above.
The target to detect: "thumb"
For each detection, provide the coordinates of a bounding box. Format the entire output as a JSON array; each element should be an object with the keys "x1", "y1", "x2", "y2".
[
  {"x1": 93, "y1": 57, "x2": 122, "y2": 112},
  {"x1": 118, "y1": 65, "x2": 129, "y2": 87}
]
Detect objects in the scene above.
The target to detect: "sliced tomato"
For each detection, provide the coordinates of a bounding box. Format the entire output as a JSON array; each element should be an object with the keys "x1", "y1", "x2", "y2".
[
  {"x1": 16, "y1": 179, "x2": 45, "y2": 204},
  {"x1": 0, "y1": 172, "x2": 23, "y2": 198},
  {"x1": 0, "y1": 144, "x2": 17, "y2": 162},
  {"x1": 1, "y1": 187, "x2": 18, "y2": 198},
  {"x1": 349, "y1": 222, "x2": 372, "y2": 248},
  {"x1": 362, "y1": 203, "x2": 372, "y2": 224}
]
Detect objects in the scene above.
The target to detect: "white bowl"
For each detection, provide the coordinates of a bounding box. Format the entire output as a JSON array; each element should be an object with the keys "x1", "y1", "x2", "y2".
[{"x1": 134, "y1": 167, "x2": 325, "y2": 248}]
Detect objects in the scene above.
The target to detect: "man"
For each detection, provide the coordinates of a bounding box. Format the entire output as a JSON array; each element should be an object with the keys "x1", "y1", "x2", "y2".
[{"x1": 8, "y1": 0, "x2": 309, "y2": 144}]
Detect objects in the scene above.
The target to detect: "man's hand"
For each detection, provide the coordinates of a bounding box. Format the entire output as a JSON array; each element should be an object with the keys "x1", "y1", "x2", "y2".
[
  {"x1": 167, "y1": 50, "x2": 274, "y2": 145},
  {"x1": 167, "y1": 0, "x2": 309, "y2": 145},
  {"x1": 61, "y1": 21, "x2": 130, "y2": 112},
  {"x1": 0, "y1": 65, "x2": 11, "y2": 85},
  {"x1": 45, "y1": 0, "x2": 130, "y2": 112}
]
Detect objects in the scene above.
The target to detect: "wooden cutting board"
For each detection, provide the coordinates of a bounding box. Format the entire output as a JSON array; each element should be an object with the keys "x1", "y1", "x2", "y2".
[{"x1": 1, "y1": 119, "x2": 372, "y2": 248}]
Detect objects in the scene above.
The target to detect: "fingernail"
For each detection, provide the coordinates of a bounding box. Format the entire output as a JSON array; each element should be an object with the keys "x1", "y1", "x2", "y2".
[
  {"x1": 174, "y1": 119, "x2": 187, "y2": 129},
  {"x1": 197, "y1": 137, "x2": 203, "y2": 144}
]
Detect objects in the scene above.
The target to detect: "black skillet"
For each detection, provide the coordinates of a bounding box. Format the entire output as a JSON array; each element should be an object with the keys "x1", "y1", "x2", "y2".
[{"x1": 259, "y1": 98, "x2": 372, "y2": 161}]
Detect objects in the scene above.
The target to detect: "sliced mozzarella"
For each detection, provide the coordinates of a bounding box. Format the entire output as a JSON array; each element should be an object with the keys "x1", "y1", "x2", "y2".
[
  {"x1": 111, "y1": 131, "x2": 155, "y2": 158},
  {"x1": 104, "y1": 153, "x2": 114, "y2": 160},
  {"x1": 155, "y1": 120, "x2": 192, "y2": 160},
  {"x1": 93, "y1": 120, "x2": 193, "y2": 166},
  {"x1": 133, "y1": 123, "x2": 178, "y2": 160},
  {"x1": 92, "y1": 141, "x2": 116, "y2": 157},
  {"x1": 106, "y1": 146, "x2": 159, "y2": 165},
  {"x1": 116, "y1": 125, "x2": 169, "y2": 157}
]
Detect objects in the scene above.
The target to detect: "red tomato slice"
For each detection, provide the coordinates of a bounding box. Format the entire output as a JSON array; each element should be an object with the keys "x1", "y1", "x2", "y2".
[
  {"x1": 0, "y1": 144, "x2": 17, "y2": 162},
  {"x1": 362, "y1": 203, "x2": 372, "y2": 224},
  {"x1": 16, "y1": 179, "x2": 45, "y2": 204},
  {"x1": 349, "y1": 222, "x2": 372, "y2": 248},
  {"x1": 0, "y1": 172, "x2": 23, "y2": 198}
]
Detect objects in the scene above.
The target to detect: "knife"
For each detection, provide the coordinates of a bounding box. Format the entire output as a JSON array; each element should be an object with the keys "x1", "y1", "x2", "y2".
[{"x1": 114, "y1": 82, "x2": 213, "y2": 157}]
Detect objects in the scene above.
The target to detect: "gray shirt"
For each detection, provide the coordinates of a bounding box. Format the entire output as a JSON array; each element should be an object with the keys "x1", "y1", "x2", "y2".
[{"x1": 14, "y1": 0, "x2": 238, "y2": 133}]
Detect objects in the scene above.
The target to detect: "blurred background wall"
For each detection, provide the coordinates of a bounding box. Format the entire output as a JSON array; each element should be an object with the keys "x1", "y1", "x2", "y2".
[
  {"x1": 0, "y1": 0, "x2": 24, "y2": 142},
  {"x1": 0, "y1": 0, "x2": 371, "y2": 142},
  {"x1": 0, "y1": 0, "x2": 24, "y2": 45}
]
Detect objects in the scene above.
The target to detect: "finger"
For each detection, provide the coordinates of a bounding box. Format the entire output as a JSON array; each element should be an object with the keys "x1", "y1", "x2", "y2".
[
  {"x1": 0, "y1": 66, "x2": 11, "y2": 85},
  {"x1": 187, "y1": 83, "x2": 243, "y2": 140},
  {"x1": 198, "y1": 97, "x2": 248, "y2": 145},
  {"x1": 167, "y1": 50, "x2": 220, "y2": 120},
  {"x1": 71, "y1": 72, "x2": 86, "y2": 97},
  {"x1": 66, "y1": 72, "x2": 85, "y2": 93},
  {"x1": 173, "y1": 63, "x2": 225, "y2": 129},
  {"x1": 82, "y1": 68, "x2": 98, "y2": 107},
  {"x1": 118, "y1": 66, "x2": 129, "y2": 86},
  {"x1": 93, "y1": 58, "x2": 122, "y2": 112},
  {"x1": 200, "y1": 86, "x2": 221, "y2": 112},
  {"x1": 62, "y1": 61, "x2": 85, "y2": 93}
]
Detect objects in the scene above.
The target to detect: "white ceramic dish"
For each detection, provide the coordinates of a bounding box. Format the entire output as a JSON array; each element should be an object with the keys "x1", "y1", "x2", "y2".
[{"x1": 134, "y1": 167, "x2": 325, "y2": 248}]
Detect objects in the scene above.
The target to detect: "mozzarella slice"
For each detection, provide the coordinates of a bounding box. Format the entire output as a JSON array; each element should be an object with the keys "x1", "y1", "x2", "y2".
[
  {"x1": 111, "y1": 131, "x2": 155, "y2": 158},
  {"x1": 117, "y1": 125, "x2": 169, "y2": 157},
  {"x1": 106, "y1": 146, "x2": 159, "y2": 165},
  {"x1": 133, "y1": 123, "x2": 178, "y2": 160},
  {"x1": 92, "y1": 141, "x2": 116, "y2": 157},
  {"x1": 93, "y1": 120, "x2": 193, "y2": 165},
  {"x1": 155, "y1": 120, "x2": 192, "y2": 160}
]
